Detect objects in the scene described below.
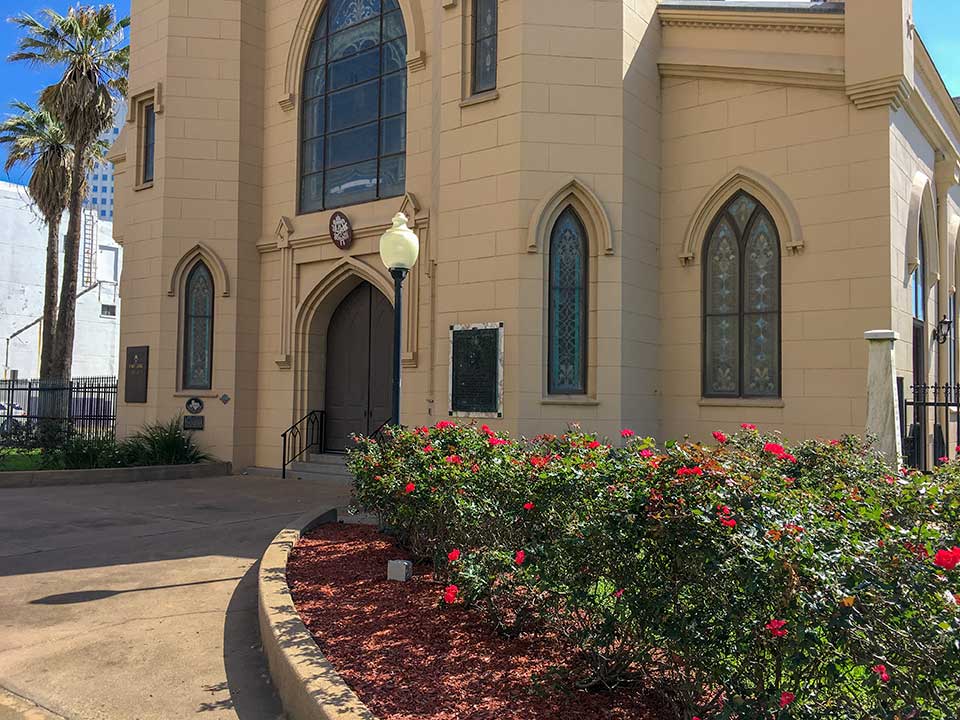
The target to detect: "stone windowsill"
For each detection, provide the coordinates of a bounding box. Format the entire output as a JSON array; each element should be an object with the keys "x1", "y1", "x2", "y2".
[
  {"x1": 698, "y1": 397, "x2": 785, "y2": 408},
  {"x1": 459, "y1": 89, "x2": 499, "y2": 108}
]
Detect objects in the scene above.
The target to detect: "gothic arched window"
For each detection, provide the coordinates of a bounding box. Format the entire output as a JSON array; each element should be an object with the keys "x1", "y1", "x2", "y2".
[
  {"x1": 299, "y1": 0, "x2": 408, "y2": 213},
  {"x1": 548, "y1": 207, "x2": 588, "y2": 395},
  {"x1": 183, "y1": 262, "x2": 214, "y2": 390},
  {"x1": 703, "y1": 191, "x2": 781, "y2": 398}
]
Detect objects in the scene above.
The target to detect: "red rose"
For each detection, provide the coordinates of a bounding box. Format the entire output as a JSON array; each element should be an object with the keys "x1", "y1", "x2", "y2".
[
  {"x1": 423, "y1": 444, "x2": 434, "y2": 453},
  {"x1": 934, "y1": 547, "x2": 960, "y2": 571},
  {"x1": 404, "y1": 482, "x2": 416, "y2": 494},
  {"x1": 442, "y1": 584, "x2": 459, "y2": 604},
  {"x1": 640, "y1": 449, "x2": 654, "y2": 458},
  {"x1": 587, "y1": 440, "x2": 601, "y2": 450},
  {"x1": 871, "y1": 664, "x2": 890, "y2": 682},
  {"x1": 489, "y1": 437, "x2": 508, "y2": 446},
  {"x1": 720, "y1": 517, "x2": 737, "y2": 528},
  {"x1": 514, "y1": 550, "x2": 526, "y2": 565},
  {"x1": 480, "y1": 424, "x2": 494, "y2": 436},
  {"x1": 713, "y1": 430, "x2": 727, "y2": 444},
  {"x1": 435, "y1": 420, "x2": 456, "y2": 430},
  {"x1": 445, "y1": 454, "x2": 463, "y2": 464},
  {"x1": 677, "y1": 466, "x2": 704, "y2": 477},
  {"x1": 741, "y1": 423, "x2": 757, "y2": 430},
  {"x1": 523, "y1": 501, "x2": 535, "y2": 511},
  {"x1": 779, "y1": 692, "x2": 795, "y2": 708},
  {"x1": 447, "y1": 548, "x2": 460, "y2": 562},
  {"x1": 530, "y1": 456, "x2": 550, "y2": 469},
  {"x1": 765, "y1": 618, "x2": 788, "y2": 638},
  {"x1": 621, "y1": 428, "x2": 636, "y2": 438},
  {"x1": 764, "y1": 442, "x2": 785, "y2": 455}
]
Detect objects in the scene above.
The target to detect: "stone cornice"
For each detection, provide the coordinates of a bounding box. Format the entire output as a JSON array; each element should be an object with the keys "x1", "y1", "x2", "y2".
[
  {"x1": 658, "y1": 47, "x2": 843, "y2": 90},
  {"x1": 658, "y1": 7, "x2": 845, "y2": 34},
  {"x1": 846, "y1": 75, "x2": 912, "y2": 111},
  {"x1": 911, "y1": 35, "x2": 960, "y2": 161}
]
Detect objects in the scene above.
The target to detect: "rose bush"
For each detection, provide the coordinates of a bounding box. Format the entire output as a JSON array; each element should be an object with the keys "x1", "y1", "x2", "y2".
[{"x1": 348, "y1": 424, "x2": 960, "y2": 719}]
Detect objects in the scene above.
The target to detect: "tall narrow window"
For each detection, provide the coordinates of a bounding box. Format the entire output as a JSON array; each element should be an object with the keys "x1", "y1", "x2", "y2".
[
  {"x1": 548, "y1": 207, "x2": 588, "y2": 395},
  {"x1": 472, "y1": 0, "x2": 497, "y2": 94},
  {"x1": 299, "y1": 0, "x2": 408, "y2": 213},
  {"x1": 703, "y1": 191, "x2": 781, "y2": 398},
  {"x1": 183, "y1": 262, "x2": 214, "y2": 390},
  {"x1": 910, "y1": 228, "x2": 926, "y2": 322},
  {"x1": 142, "y1": 103, "x2": 155, "y2": 184}
]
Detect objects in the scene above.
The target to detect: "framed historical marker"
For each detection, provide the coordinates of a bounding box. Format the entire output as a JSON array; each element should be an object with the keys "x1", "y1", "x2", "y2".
[
  {"x1": 183, "y1": 415, "x2": 205, "y2": 431},
  {"x1": 449, "y1": 323, "x2": 503, "y2": 417},
  {"x1": 124, "y1": 346, "x2": 149, "y2": 404}
]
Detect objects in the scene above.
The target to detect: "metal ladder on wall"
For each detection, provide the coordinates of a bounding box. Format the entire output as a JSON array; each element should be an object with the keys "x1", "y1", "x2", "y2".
[{"x1": 81, "y1": 210, "x2": 97, "y2": 287}]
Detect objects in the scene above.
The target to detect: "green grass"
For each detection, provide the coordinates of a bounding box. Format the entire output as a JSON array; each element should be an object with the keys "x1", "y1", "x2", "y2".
[{"x1": 0, "y1": 449, "x2": 44, "y2": 472}]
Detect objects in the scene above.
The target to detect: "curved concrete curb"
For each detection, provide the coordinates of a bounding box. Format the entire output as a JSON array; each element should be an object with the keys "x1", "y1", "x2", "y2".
[{"x1": 258, "y1": 508, "x2": 377, "y2": 720}]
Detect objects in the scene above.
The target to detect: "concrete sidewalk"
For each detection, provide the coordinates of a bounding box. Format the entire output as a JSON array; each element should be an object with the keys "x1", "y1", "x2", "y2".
[{"x1": 0, "y1": 473, "x2": 353, "y2": 719}]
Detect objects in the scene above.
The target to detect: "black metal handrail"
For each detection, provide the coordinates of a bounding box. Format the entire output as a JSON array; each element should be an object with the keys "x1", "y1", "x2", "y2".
[{"x1": 281, "y1": 410, "x2": 325, "y2": 479}]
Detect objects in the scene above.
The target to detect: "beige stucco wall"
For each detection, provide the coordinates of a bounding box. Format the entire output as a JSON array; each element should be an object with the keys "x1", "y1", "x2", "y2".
[{"x1": 659, "y1": 77, "x2": 891, "y2": 443}]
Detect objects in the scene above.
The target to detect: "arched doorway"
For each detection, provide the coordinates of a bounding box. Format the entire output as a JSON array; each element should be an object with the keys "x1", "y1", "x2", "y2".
[{"x1": 324, "y1": 281, "x2": 394, "y2": 451}]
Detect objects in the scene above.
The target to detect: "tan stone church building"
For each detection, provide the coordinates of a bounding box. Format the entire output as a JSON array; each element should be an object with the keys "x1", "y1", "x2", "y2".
[{"x1": 110, "y1": 0, "x2": 960, "y2": 470}]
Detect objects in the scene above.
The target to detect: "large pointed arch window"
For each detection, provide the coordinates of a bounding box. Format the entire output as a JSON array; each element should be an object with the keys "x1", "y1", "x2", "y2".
[
  {"x1": 183, "y1": 262, "x2": 214, "y2": 390},
  {"x1": 548, "y1": 207, "x2": 588, "y2": 395},
  {"x1": 703, "y1": 191, "x2": 781, "y2": 398},
  {"x1": 299, "y1": 0, "x2": 408, "y2": 213}
]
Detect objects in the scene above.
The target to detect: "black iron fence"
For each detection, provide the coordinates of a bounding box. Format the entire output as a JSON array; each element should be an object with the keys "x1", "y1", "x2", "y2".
[
  {"x1": 901, "y1": 382, "x2": 959, "y2": 471},
  {"x1": 0, "y1": 376, "x2": 117, "y2": 447}
]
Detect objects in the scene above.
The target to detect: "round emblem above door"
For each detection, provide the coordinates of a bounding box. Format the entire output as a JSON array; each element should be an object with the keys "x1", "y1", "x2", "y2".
[{"x1": 329, "y1": 211, "x2": 353, "y2": 251}]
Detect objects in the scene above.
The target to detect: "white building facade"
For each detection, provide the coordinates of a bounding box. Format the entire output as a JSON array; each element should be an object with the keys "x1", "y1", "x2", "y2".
[
  {"x1": 0, "y1": 181, "x2": 122, "y2": 379},
  {"x1": 83, "y1": 101, "x2": 127, "y2": 221}
]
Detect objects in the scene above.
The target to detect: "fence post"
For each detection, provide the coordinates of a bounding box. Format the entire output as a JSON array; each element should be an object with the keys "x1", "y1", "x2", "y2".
[{"x1": 865, "y1": 330, "x2": 902, "y2": 468}]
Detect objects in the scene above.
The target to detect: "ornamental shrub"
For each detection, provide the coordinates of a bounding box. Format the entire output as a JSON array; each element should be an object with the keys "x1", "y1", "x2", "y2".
[{"x1": 348, "y1": 424, "x2": 960, "y2": 719}]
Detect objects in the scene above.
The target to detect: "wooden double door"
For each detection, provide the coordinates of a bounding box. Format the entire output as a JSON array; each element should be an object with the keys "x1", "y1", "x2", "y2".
[{"x1": 324, "y1": 281, "x2": 394, "y2": 452}]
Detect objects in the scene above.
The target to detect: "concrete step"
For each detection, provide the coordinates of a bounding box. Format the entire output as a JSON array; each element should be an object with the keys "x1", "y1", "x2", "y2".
[
  {"x1": 306, "y1": 452, "x2": 350, "y2": 467},
  {"x1": 285, "y1": 466, "x2": 354, "y2": 484},
  {"x1": 289, "y1": 460, "x2": 353, "y2": 480}
]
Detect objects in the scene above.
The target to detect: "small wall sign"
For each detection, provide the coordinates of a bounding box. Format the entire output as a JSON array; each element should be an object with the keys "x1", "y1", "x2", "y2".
[
  {"x1": 185, "y1": 397, "x2": 204, "y2": 415},
  {"x1": 183, "y1": 415, "x2": 205, "y2": 431},
  {"x1": 124, "y1": 346, "x2": 149, "y2": 404},
  {"x1": 329, "y1": 211, "x2": 353, "y2": 250}
]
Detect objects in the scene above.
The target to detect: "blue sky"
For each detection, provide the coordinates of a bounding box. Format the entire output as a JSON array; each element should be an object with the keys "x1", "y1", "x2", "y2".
[{"x1": 0, "y1": 0, "x2": 956, "y2": 184}]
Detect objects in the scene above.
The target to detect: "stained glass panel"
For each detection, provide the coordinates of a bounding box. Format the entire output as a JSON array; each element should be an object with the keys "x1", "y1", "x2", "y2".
[
  {"x1": 183, "y1": 263, "x2": 214, "y2": 390},
  {"x1": 705, "y1": 219, "x2": 739, "y2": 314},
  {"x1": 727, "y1": 193, "x2": 756, "y2": 234},
  {"x1": 702, "y1": 192, "x2": 780, "y2": 398},
  {"x1": 743, "y1": 313, "x2": 779, "y2": 396},
  {"x1": 705, "y1": 316, "x2": 739, "y2": 396},
  {"x1": 300, "y1": 0, "x2": 407, "y2": 212},
  {"x1": 744, "y1": 215, "x2": 779, "y2": 313},
  {"x1": 549, "y1": 208, "x2": 587, "y2": 395}
]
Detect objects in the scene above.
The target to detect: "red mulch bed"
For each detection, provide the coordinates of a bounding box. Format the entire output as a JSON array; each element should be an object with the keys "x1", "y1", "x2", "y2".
[{"x1": 287, "y1": 522, "x2": 671, "y2": 720}]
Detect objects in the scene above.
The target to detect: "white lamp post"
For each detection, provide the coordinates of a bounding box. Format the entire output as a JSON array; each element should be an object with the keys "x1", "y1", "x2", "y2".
[{"x1": 379, "y1": 212, "x2": 420, "y2": 426}]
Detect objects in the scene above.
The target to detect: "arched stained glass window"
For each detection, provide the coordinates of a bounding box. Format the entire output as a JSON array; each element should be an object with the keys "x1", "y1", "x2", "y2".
[
  {"x1": 548, "y1": 207, "x2": 588, "y2": 395},
  {"x1": 183, "y1": 262, "x2": 214, "y2": 390},
  {"x1": 703, "y1": 191, "x2": 780, "y2": 398},
  {"x1": 300, "y1": 0, "x2": 407, "y2": 213}
]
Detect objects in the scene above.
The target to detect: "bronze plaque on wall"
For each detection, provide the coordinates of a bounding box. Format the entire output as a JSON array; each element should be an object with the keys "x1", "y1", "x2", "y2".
[
  {"x1": 449, "y1": 323, "x2": 503, "y2": 417},
  {"x1": 124, "y1": 346, "x2": 149, "y2": 404}
]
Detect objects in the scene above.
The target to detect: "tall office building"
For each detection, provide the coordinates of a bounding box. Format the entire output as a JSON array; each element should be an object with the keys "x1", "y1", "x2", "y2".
[{"x1": 83, "y1": 100, "x2": 126, "y2": 220}]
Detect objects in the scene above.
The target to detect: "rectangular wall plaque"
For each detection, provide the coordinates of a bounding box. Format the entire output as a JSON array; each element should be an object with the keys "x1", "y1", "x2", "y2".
[
  {"x1": 183, "y1": 415, "x2": 205, "y2": 431},
  {"x1": 124, "y1": 346, "x2": 149, "y2": 404},
  {"x1": 449, "y1": 323, "x2": 503, "y2": 418}
]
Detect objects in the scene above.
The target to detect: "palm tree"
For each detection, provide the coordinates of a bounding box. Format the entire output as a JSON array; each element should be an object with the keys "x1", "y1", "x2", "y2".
[
  {"x1": 10, "y1": 6, "x2": 128, "y2": 381},
  {"x1": 0, "y1": 101, "x2": 71, "y2": 380}
]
